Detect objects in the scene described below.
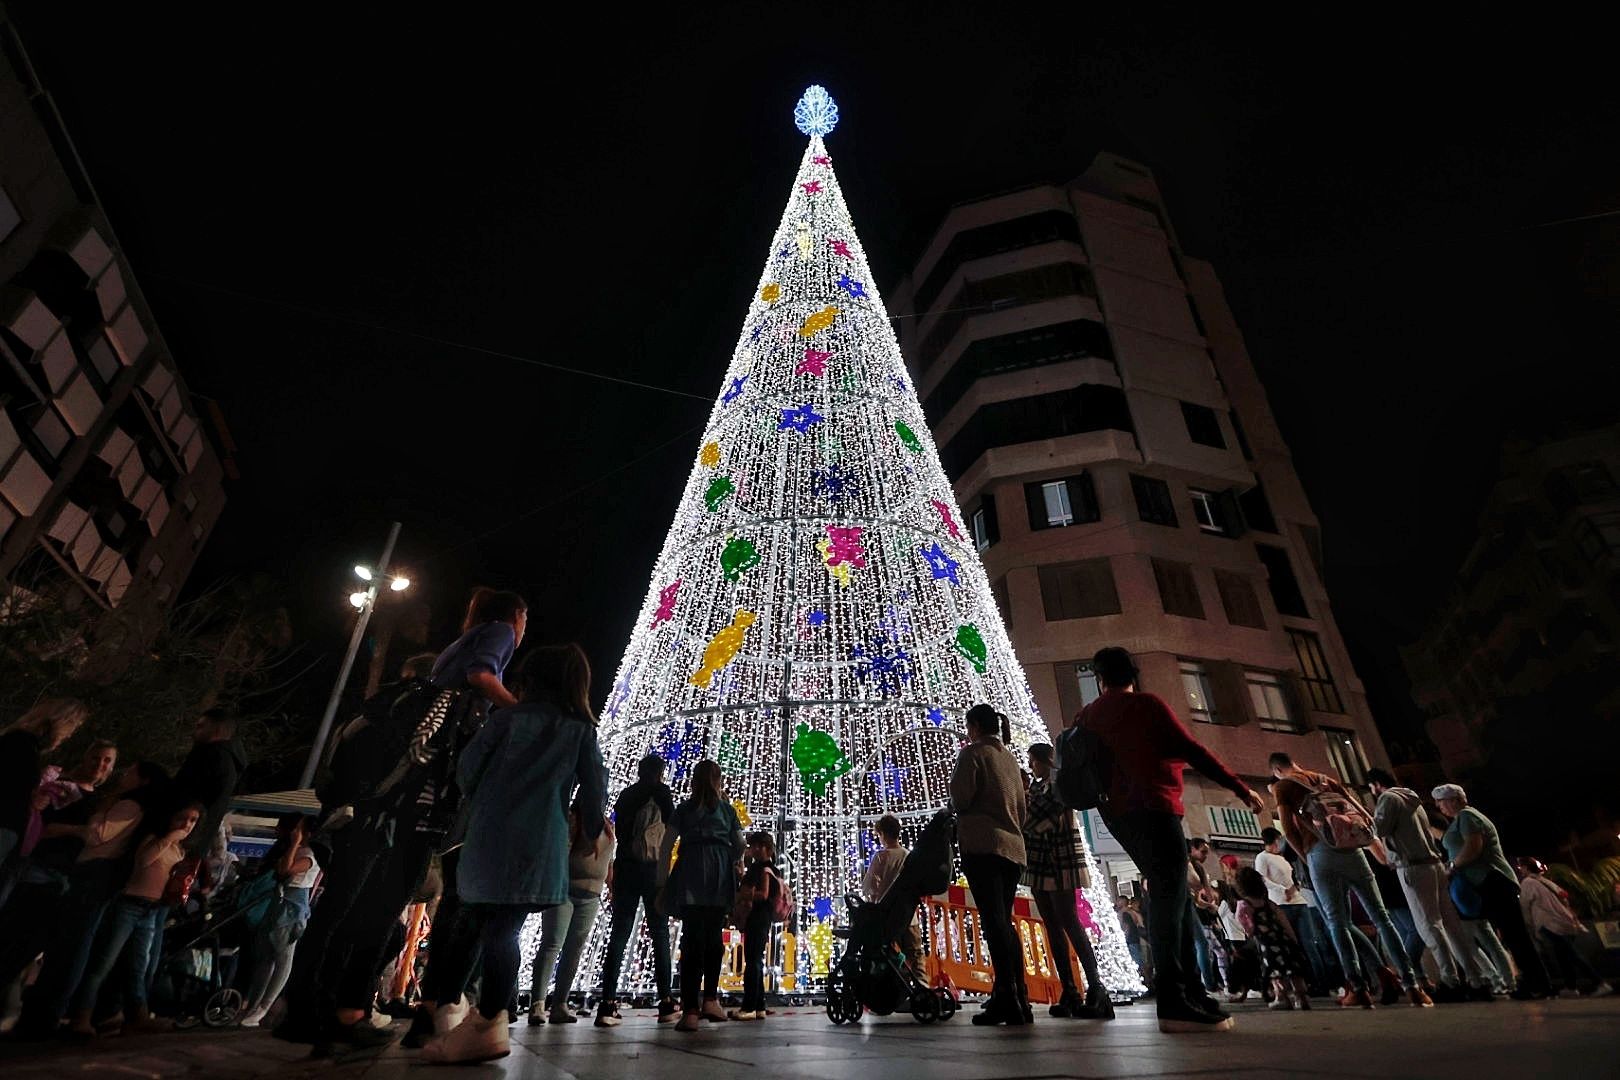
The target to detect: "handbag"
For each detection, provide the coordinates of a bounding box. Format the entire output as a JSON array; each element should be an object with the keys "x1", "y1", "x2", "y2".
[{"x1": 1449, "y1": 870, "x2": 1485, "y2": 919}]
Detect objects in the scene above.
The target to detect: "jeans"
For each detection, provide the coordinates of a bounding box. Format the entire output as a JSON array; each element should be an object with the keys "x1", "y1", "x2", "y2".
[
  {"x1": 961, "y1": 853, "x2": 1025, "y2": 1002},
  {"x1": 1279, "y1": 903, "x2": 1335, "y2": 991},
  {"x1": 742, "y1": 906, "x2": 772, "y2": 1011},
  {"x1": 1475, "y1": 871, "x2": 1551, "y2": 995},
  {"x1": 9, "y1": 859, "x2": 123, "y2": 1031},
  {"x1": 421, "y1": 847, "x2": 483, "y2": 1007},
  {"x1": 1306, "y1": 845, "x2": 1416, "y2": 990},
  {"x1": 1397, "y1": 861, "x2": 1485, "y2": 987},
  {"x1": 599, "y1": 858, "x2": 673, "y2": 1003},
  {"x1": 245, "y1": 918, "x2": 305, "y2": 1013},
  {"x1": 449, "y1": 904, "x2": 535, "y2": 1021},
  {"x1": 1033, "y1": 888, "x2": 1100, "y2": 997},
  {"x1": 1104, "y1": 810, "x2": 1197, "y2": 1009},
  {"x1": 677, "y1": 905, "x2": 726, "y2": 1012},
  {"x1": 1188, "y1": 898, "x2": 1218, "y2": 991},
  {"x1": 530, "y1": 888, "x2": 602, "y2": 1009},
  {"x1": 74, "y1": 897, "x2": 162, "y2": 1013},
  {"x1": 1471, "y1": 920, "x2": 1513, "y2": 991}
]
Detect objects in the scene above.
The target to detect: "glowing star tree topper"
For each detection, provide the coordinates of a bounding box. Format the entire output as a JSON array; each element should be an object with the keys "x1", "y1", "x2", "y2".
[{"x1": 562, "y1": 86, "x2": 1144, "y2": 1001}]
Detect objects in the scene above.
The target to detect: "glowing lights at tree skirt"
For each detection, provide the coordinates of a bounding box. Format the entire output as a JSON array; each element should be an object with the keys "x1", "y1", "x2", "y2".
[{"x1": 531, "y1": 86, "x2": 1142, "y2": 1002}]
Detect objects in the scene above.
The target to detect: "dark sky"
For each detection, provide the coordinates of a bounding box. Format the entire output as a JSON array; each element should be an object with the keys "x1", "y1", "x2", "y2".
[{"x1": 11, "y1": 6, "x2": 1619, "y2": 758}]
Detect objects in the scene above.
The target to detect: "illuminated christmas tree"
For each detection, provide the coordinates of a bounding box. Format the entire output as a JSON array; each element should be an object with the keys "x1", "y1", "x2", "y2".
[{"x1": 571, "y1": 86, "x2": 1143, "y2": 1000}]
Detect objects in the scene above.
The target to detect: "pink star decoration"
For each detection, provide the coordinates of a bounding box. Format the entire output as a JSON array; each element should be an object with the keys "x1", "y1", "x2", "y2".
[
  {"x1": 796, "y1": 348, "x2": 832, "y2": 376},
  {"x1": 801, "y1": 180, "x2": 823, "y2": 195},
  {"x1": 930, "y1": 500, "x2": 963, "y2": 540},
  {"x1": 829, "y1": 238, "x2": 853, "y2": 259},
  {"x1": 651, "y1": 579, "x2": 682, "y2": 627},
  {"x1": 813, "y1": 155, "x2": 830, "y2": 165},
  {"x1": 825, "y1": 526, "x2": 867, "y2": 569}
]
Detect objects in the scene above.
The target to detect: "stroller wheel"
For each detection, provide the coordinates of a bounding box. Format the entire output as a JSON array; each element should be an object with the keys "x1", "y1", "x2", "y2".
[
  {"x1": 934, "y1": 987, "x2": 958, "y2": 1021},
  {"x1": 204, "y1": 988, "x2": 245, "y2": 1028},
  {"x1": 826, "y1": 996, "x2": 846, "y2": 1025},
  {"x1": 910, "y1": 989, "x2": 939, "y2": 1024}
]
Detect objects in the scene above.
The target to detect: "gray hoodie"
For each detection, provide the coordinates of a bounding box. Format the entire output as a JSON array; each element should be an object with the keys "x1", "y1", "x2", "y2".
[{"x1": 1372, "y1": 786, "x2": 1442, "y2": 867}]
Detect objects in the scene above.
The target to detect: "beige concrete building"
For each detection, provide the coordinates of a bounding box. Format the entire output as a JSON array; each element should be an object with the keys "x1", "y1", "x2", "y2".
[
  {"x1": 891, "y1": 153, "x2": 1389, "y2": 869},
  {"x1": 0, "y1": 13, "x2": 226, "y2": 657}
]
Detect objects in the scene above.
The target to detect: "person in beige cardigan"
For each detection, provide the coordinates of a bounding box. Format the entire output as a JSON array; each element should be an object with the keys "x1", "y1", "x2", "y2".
[{"x1": 950, "y1": 703, "x2": 1029, "y2": 1026}]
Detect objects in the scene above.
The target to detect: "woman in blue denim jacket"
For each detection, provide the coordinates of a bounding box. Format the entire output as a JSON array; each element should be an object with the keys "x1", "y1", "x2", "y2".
[{"x1": 421, "y1": 644, "x2": 606, "y2": 1066}]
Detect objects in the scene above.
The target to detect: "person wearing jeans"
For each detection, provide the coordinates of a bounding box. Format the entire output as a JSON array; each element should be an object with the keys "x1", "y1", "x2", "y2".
[
  {"x1": 1077, "y1": 647, "x2": 1266, "y2": 1033},
  {"x1": 951, "y1": 704, "x2": 1029, "y2": 1027},
  {"x1": 1368, "y1": 770, "x2": 1490, "y2": 1001},
  {"x1": 596, "y1": 753, "x2": 678, "y2": 1026},
  {"x1": 1433, "y1": 784, "x2": 1552, "y2": 1000},
  {"x1": 240, "y1": 816, "x2": 319, "y2": 1026},
  {"x1": 528, "y1": 813, "x2": 614, "y2": 1024}
]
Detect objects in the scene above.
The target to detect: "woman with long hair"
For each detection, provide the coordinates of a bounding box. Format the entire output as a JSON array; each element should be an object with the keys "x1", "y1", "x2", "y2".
[
  {"x1": 1, "y1": 699, "x2": 89, "y2": 869},
  {"x1": 662, "y1": 758, "x2": 745, "y2": 1032},
  {"x1": 240, "y1": 814, "x2": 320, "y2": 1026},
  {"x1": 526, "y1": 804, "x2": 614, "y2": 1025},
  {"x1": 951, "y1": 703, "x2": 1030, "y2": 1026},
  {"x1": 420, "y1": 644, "x2": 605, "y2": 1065}
]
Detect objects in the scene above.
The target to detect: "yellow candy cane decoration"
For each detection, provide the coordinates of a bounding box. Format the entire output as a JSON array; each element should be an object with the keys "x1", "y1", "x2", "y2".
[
  {"x1": 700, "y1": 441, "x2": 721, "y2": 468},
  {"x1": 798, "y1": 305, "x2": 838, "y2": 338},
  {"x1": 760, "y1": 283, "x2": 780, "y2": 304}
]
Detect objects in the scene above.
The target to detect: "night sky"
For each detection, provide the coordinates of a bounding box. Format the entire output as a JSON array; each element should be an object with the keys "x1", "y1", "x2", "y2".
[{"x1": 11, "y1": 6, "x2": 1619, "y2": 768}]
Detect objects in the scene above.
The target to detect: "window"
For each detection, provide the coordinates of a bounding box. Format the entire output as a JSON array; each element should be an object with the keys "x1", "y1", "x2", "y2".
[
  {"x1": 922, "y1": 319, "x2": 1114, "y2": 421},
  {"x1": 1256, "y1": 543, "x2": 1308, "y2": 617},
  {"x1": 1239, "y1": 482, "x2": 1278, "y2": 533},
  {"x1": 1023, "y1": 473, "x2": 1099, "y2": 531},
  {"x1": 1289, "y1": 629, "x2": 1344, "y2": 713},
  {"x1": 1180, "y1": 661, "x2": 1218, "y2": 724},
  {"x1": 1180, "y1": 401, "x2": 1225, "y2": 448},
  {"x1": 912, "y1": 210, "x2": 1081, "y2": 316},
  {"x1": 28, "y1": 405, "x2": 72, "y2": 463},
  {"x1": 1245, "y1": 670, "x2": 1299, "y2": 732},
  {"x1": 1074, "y1": 662, "x2": 1102, "y2": 709},
  {"x1": 1322, "y1": 728, "x2": 1368, "y2": 787},
  {"x1": 1039, "y1": 558, "x2": 1122, "y2": 620},
  {"x1": 1152, "y1": 558, "x2": 1205, "y2": 618},
  {"x1": 182, "y1": 491, "x2": 199, "y2": 515},
  {"x1": 971, "y1": 498, "x2": 999, "y2": 551},
  {"x1": 1190, "y1": 490, "x2": 1225, "y2": 533},
  {"x1": 1132, "y1": 474, "x2": 1178, "y2": 527},
  {"x1": 939, "y1": 385, "x2": 1134, "y2": 476},
  {"x1": 0, "y1": 186, "x2": 19, "y2": 245},
  {"x1": 1214, "y1": 569, "x2": 1266, "y2": 628},
  {"x1": 919, "y1": 263, "x2": 1097, "y2": 366}
]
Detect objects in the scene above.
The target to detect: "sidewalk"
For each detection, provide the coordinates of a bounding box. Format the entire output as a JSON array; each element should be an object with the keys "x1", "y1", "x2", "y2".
[{"x1": 1, "y1": 995, "x2": 1615, "y2": 1079}]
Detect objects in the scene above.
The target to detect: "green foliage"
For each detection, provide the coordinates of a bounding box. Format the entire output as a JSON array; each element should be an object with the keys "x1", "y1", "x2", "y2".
[
  {"x1": 1545, "y1": 857, "x2": 1620, "y2": 918},
  {"x1": 0, "y1": 574, "x2": 311, "y2": 771}
]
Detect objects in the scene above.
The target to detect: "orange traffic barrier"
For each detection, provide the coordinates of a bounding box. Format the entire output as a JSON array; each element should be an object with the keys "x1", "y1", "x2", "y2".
[{"x1": 919, "y1": 885, "x2": 1084, "y2": 1004}]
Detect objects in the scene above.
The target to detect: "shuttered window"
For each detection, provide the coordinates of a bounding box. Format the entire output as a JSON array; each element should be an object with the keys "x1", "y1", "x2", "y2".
[
  {"x1": 1039, "y1": 558, "x2": 1122, "y2": 621},
  {"x1": 1214, "y1": 569, "x2": 1265, "y2": 629},
  {"x1": 1152, "y1": 558, "x2": 1204, "y2": 618}
]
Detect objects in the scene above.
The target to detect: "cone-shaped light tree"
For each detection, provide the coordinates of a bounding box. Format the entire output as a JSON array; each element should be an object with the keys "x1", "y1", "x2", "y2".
[{"x1": 583, "y1": 86, "x2": 1144, "y2": 997}]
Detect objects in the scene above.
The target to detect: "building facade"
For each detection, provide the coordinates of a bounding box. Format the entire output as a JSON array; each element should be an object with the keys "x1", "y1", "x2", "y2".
[
  {"x1": 0, "y1": 14, "x2": 226, "y2": 657},
  {"x1": 1402, "y1": 425, "x2": 1620, "y2": 780},
  {"x1": 891, "y1": 153, "x2": 1388, "y2": 872}
]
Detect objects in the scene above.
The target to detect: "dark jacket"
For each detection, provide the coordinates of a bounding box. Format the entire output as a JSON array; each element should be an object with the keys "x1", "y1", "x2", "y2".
[
  {"x1": 0, "y1": 729, "x2": 44, "y2": 835},
  {"x1": 660, "y1": 798, "x2": 745, "y2": 916},
  {"x1": 613, "y1": 778, "x2": 676, "y2": 866},
  {"x1": 455, "y1": 701, "x2": 606, "y2": 908},
  {"x1": 173, "y1": 738, "x2": 246, "y2": 857}
]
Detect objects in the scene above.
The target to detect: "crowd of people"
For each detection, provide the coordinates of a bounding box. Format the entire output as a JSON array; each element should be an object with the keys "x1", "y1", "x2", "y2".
[{"x1": 0, "y1": 617, "x2": 1613, "y2": 1061}]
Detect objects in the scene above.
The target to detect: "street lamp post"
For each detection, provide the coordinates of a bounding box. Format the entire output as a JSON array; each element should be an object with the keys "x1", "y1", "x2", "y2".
[{"x1": 298, "y1": 521, "x2": 408, "y2": 789}]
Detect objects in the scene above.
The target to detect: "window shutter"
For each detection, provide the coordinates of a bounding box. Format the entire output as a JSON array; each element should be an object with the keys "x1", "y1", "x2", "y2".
[
  {"x1": 1067, "y1": 472, "x2": 1099, "y2": 523},
  {"x1": 1217, "y1": 488, "x2": 1247, "y2": 538},
  {"x1": 981, "y1": 494, "x2": 1000, "y2": 544},
  {"x1": 1024, "y1": 481, "x2": 1048, "y2": 532},
  {"x1": 1207, "y1": 661, "x2": 1251, "y2": 726}
]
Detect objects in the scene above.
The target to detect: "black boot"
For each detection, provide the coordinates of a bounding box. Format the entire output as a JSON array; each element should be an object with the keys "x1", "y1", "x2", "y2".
[
  {"x1": 971, "y1": 991, "x2": 1020, "y2": 1026},
  {"x1": 1073, "y1": 984, "x2": 1115, "y2": 1020},
  {"x1": 1013, "y1": 982, "x2": 1033, "y2": 1025}
]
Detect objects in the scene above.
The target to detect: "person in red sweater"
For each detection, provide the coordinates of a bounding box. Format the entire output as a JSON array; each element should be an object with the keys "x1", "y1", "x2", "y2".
[{"x1": 1074, "y1": 647, "x2": 1264, "y2": 1032}]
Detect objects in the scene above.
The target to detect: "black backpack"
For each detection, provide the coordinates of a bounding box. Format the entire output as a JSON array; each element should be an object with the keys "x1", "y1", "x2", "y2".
[
  {"x1": 1053, "y1": 717, "x2": 1108, "y2": 812},
  {"x1": 316, "y1": 679, "x2": 436, "y2": 811}
]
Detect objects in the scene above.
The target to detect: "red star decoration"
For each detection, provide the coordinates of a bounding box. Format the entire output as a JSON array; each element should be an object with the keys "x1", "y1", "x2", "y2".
[
  {"x1": 801, "y1": 180, "x2": 823, "y2": 195},
  {"x1": 829, "y1": 239, "x2": 853, "y2": 259},
  {"x1": 796, "y1": 348, "x2": 832, "y2": 376}
]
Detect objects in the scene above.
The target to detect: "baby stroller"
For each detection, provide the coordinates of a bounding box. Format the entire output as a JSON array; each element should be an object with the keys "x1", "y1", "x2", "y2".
[
  {"x1": 152, "y1": 890, "x2": 254, "y2": 1029},
  {"x1": 826, "y1": 807, "x2": 958, "y2": 1025}
]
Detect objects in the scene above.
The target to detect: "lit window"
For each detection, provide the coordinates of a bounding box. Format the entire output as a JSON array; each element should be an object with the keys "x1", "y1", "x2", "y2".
[
  {"x1": 1289, "y1": 629, "x2": 1344, "y2": 713},
  {"x1": 972, "y1": 508, "x2": 991, "y2": 551},
  {"x1": 1042, "y1": 481, "x2": 1073, "y2": 527},
  {"x1": 1190, "y1": 489, "x2": 1224, "y2": 534},
  {"x1": 1075, "y1": 662, "x2": 1102, "y2": 709},
  {"x1": 1245, "y1": 670, "x2": 1299, "y2": 732},
  {"x1": 1180, "y1": 660, "x2": 1218, "y2": 724},
  {"x1": 1322, "y1": 727, "x2": 1368, "y2": 787}
]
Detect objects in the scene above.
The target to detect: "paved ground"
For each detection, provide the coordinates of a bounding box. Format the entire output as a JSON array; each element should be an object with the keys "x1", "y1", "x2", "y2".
[{"x1": 1, "y1": 996, "x2": 1617, "y2": 1079}]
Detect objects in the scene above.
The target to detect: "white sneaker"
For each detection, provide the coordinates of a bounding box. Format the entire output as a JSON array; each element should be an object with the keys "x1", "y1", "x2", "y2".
[
  {"x1": 433, "y1": 999, "x2": 471, "y2": 1035},
  {"x1": 367, "y1": 1009, "x2": 393, "y2": 1028},
  {"x1": 239, "y1": 1006, "x2": 269, "y2": 1028},
  {"x1": 1584, "y1": 984, "x2": 1615, "y2": 998},
  {"x1": 421, "y1": 1013, "x2": 510, "y2": 1065}
]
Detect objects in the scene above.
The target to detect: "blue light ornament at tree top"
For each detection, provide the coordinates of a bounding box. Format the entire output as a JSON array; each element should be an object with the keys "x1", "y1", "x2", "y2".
[{"x1": 794, "y1": 85, "x2": 839, "y2": 137}]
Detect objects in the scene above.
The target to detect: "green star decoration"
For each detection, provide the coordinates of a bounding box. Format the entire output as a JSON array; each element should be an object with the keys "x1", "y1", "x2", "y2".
[{"x1": 720, "y1": 536, "x2": 761, "y2": 581}]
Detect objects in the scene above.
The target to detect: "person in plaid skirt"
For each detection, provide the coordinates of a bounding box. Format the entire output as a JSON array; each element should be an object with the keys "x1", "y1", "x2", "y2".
[{"x1": 1023, "y1": 744, "x2": 1112, "y2": 1019}]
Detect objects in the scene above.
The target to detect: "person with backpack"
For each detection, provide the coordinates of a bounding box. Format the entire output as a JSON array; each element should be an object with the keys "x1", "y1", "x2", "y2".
[
  {"x1": 1073, "y1": 647, "x2": 1265, "y2": 1032},
  {"x1": 277, "y1": 590, "x2": 526, "y2": 1051},
  {"x1": 730, "y1": 830, "x2": 785, "y2": 1021},
  {"x1": 661, "y1": 759, "x2": 746, "y2": 1034},
  {"x1": 239, "y1": 815, "x2": 320, "y2": 1027},
  {"x1": 420, "y1": 644, "x2": 605, "y2": 1065},
  {"x1": 1270, "y1": 752, "x2": 1429, "y2": 1009},
  {"x1": 595, "y1": 753, "x2": 678, "y2": 1027},
  {"x1": 951, "y1": 704, "x2": 1030, "y2": 1027},
  {"x1": 1432, "y1": 784, "x2": 1553, "y2": 1000},
  {"x1": 1022, "y1": 743, "x2": 1110, "y2": 1019}
]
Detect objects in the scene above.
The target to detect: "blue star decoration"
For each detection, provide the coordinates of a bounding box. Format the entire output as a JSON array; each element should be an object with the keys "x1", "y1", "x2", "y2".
[
  {"x1": 836, "y1": 273, "x2": 867, "y2": 299},
  {"x1": 722, "y1": 376, "x2": 747, "y2": 405},
  {"x1": 808, "y1": 609, "x2": 828, "y2": 627},
  {"x1": 777, "y1": 243, "x2": 794, "y2": 260},
  {"x1": 920, "y1": 541, "x2": 961, "y2": 585},
  {"x1": 811, "y1": 463, "x2": 860, "y2": 503},
  {"x1": 750, "y1": 322, "x2": 765, "y2": 342},
  {"x1": 925, "y1": 706, "x2": 947, "y2": 727},
  {"x1": 851, "y1": 636, "x2": 913, "y2": 697},
  {"x1": 811, "y1": 895, "x2": 835, "y2": 921},
  {"x1": 873, "y1": 759, "x2": 910, "y2": 799},
  {"x1": 778, "y1": 402, "x2": 824, "y2": 433},
  {"x1": 656, "y1": 720, "x2": 700, "y2": 782}
]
